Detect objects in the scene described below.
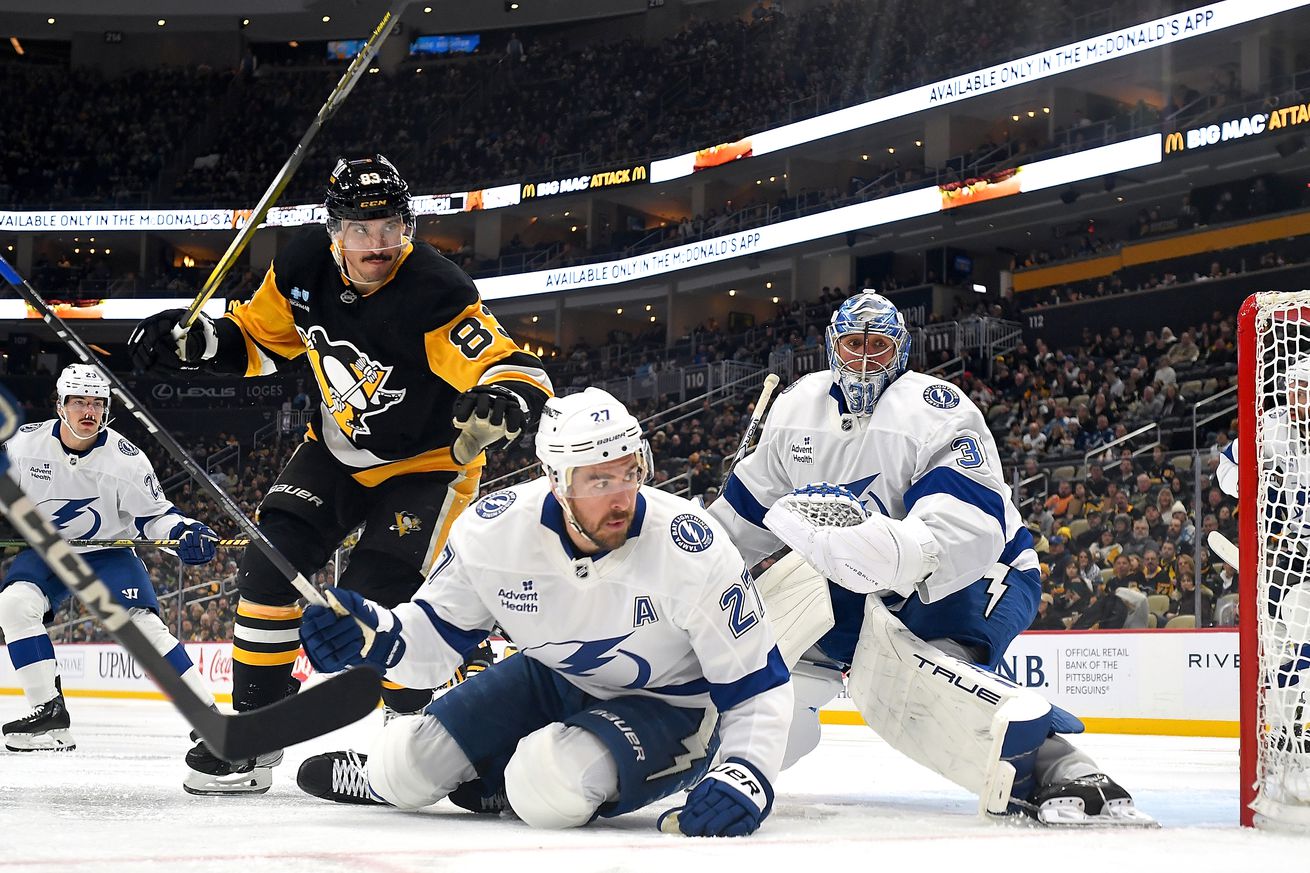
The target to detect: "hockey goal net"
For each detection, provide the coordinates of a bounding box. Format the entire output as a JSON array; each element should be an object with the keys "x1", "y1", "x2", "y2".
[{"x1": 1239, "y1": 291, "x2": 1310, "y2": 829}]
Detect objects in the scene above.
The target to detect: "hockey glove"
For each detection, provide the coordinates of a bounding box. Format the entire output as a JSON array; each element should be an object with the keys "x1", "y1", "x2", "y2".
[
  {"x1": 669, "y1": 759, "x2": 774, "y2": 837},
  {"x1": 451, "y1": 384, "x2": 529, "y2": 465},
  {"x1": 301, "y1": 588, "x2": 406, "y2": 675},
  {"x1": 168, "y1": 520, "x2": 217, "y2": 565},
  {"x1": 765, "y1": 483, "x2": 940, "y2": 599},
  {"x1": 128, "y1": 309, "x2": 219, "y2": 373}
]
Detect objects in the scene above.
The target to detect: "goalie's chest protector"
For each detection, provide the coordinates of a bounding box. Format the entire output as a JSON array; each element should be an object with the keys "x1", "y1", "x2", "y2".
[
  {"x1": 269, "y1": 228, "x2": 487, "y2": 458},
  {"x1": 764, "y1": 371, "x2": 960, "y2": 522}
]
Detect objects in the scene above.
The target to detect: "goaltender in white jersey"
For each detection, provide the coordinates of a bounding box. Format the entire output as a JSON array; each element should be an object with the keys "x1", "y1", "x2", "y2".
[
  {"x1": 0, "y1": 365, "x2": 218, "y2": 771},
  {"x1": 709, "y1": 291, "x2": 1154, "y2": 826},
  {"x1": 296, "y1": 387, "x2": 791, "y2": 837}
]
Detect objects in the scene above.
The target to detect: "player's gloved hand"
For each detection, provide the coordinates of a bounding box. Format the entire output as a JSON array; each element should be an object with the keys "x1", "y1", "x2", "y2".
[
  {"x1": 169, "y1": 521, "x2": 217, "y2": 565},
  {"x1": 301, "y1": 587, "x2": 405, "y2": 675},
  {"x1": 451, "y1": 384, "x2": 529, "y2": 464},
  {"x1": 127, "y1": 309, "x2": 219, "y2": 373},
  {"x1": 664, "y1": 759, "x2": 774, "y2": 837},
  {"x1": 765, "y1": 483, "x2": 940, "y2": 598}
]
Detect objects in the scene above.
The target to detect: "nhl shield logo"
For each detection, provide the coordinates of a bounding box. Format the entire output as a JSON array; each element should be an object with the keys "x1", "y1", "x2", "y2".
[{"x1": 391, "y1": 512, "x2": 423, "y2": 537}]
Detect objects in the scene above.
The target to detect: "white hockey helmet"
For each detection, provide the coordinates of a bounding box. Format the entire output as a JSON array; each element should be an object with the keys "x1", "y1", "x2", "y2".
[
  {"x1": 56, "y1": 363, "x2": 113, "y2": 434},
  {"x1": 534, "y1": 387, "x2": 651, "y2": 498}
]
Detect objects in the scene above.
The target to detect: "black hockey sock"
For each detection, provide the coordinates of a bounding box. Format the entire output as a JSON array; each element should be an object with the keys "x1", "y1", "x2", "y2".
[
  {"x1": 380, "y1": 683, "x2": 433, "y2": 715},
  {"x1": 232, "y1": 599, "x2": 303, "y2": 712}
]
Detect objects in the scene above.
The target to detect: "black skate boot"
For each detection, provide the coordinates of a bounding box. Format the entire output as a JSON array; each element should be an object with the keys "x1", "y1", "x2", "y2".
[
  {"x1": 448, "y1": 778, "x2": 513, "y2": 815},
  {"x1": 296, "y1": 750, "x2": 385, "y2": 805},
  {"x1": 3, "y1": 685, "x2": 75, "y2": 752},
  {"x1": 183, "y1": 729, "x2": 282, "y2": 796},
  {"x1": 1030, "y1": 774, "x2": 1158, "y2": 827}
]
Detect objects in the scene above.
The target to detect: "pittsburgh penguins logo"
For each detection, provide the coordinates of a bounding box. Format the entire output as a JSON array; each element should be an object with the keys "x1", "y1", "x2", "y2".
[
  {"x1": 302, "y1": 326, "x2": 406, "y2": 440},
  {"x1": 390, "y1": 511, "x2": 423, "y2": 537}
]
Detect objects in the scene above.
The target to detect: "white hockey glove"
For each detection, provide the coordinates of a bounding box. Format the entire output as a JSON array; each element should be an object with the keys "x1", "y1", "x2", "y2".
[
  {"x1": 451, "y1": 384, "x2": 529, "y2": 465},
  {"x1": 764, "y1": 483, "x2": 940, "y2": 599}
]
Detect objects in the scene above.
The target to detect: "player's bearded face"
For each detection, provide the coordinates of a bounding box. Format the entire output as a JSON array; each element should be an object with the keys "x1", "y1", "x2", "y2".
[
  {"x1": 62, "y1": 396, "x2": 105, "y2": 439},
  {"x1": 336, "y1": 216, "x2": 408, "y2": 284},
  {"x1": 834, "y1": 332, "x2": 898, "y2": 374},
  {"x1": 563, "y1": 456, "x2": 644, "y2": 551}
]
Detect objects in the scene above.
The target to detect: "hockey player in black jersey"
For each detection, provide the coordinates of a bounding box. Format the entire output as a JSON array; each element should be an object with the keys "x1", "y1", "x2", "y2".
[{"x1": 129, "y1": 155, "x2": 552, "y2": 795}]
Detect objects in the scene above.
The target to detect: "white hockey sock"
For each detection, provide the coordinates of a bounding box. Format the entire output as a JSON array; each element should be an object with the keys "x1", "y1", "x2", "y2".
[
  {"x1": 0, "y1": 582, "x2": 59, "y2": 706},
  {"x1": 129, "y1": 608, "x2": 213, "y2": 705}
]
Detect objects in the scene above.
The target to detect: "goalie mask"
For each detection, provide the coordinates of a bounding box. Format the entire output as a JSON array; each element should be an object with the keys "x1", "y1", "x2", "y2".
[
  {"x1": 325, "y1": 154, "x2": 416, "y2": 287},
  {"x1": 826, "y1": 290, "x2": 911, "y2": 416},
  {"x1": 55, "y1": 363, "x2": 113, "y2": 436},
  {"x1": 535, "y1": 387, "x2": 652, "y2": 550}
]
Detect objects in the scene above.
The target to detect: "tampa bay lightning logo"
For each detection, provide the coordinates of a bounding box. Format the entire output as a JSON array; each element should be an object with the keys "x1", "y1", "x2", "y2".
[
  {"x1": 19, "y1": 423, "x2": 41, "y2": 433},
  {"x1": 670, "y1": 513, "x2": 713, "y2": 552},
  {"x1": 39, "y1": 497, "x2": 102, "y2": 539},
  {"x1": 840, "y1": 472, "x2": 890, "y2": 517},
  {"x1": 537, "y1": 634, "x2": 653, "y2": 689},
  {"x1": 475, "y1": 490, "x2": 516, "y2": 519},
  {"x1": 923, "y1": 384, "x2": 960, "y2": 409},
  {"x1": 117, "y1": 438, "x2": 139, "y2": 456}
]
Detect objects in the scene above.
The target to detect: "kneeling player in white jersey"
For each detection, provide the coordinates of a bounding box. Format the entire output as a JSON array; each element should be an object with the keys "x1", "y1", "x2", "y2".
[
  {"x1": 708, "y1": 291, "x2": 1154, "y2": 826},
  {"x1": 295, "y1": 388, "x2": 791, "y2": 836},
  {"x1": 0, "y1": 365, "x2": 218, "y2": 768}
]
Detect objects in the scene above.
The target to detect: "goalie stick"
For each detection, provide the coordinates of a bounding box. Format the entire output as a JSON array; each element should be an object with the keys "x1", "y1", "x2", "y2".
[{"x1": 0, "y1": 384, "x2": 380, "y2": 761}]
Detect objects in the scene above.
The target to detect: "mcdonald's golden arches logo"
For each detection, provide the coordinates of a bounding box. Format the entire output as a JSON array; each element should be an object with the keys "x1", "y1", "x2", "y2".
[{"x1": 1164, "y1": 131, "x2": 1185, "y2": 154}]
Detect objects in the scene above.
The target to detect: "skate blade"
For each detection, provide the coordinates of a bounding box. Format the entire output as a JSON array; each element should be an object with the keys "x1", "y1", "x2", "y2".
[
  {"x1": 1037, "y1": 800, "x2": 1160, "y2": 828},
  {"x1": 5, "y1": 730, "x2": 76, "y2": 752},
  {"x1": 183, "y1": 768, "x2": 272, "y2": 796}
]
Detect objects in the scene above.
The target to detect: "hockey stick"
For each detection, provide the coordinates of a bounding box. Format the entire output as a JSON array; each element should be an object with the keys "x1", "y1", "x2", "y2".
[
  {"x1": 0, "y1": 538, "x2": 251, "y2": 549},
  {"x1": 1208, "y1": 529, "x2": 1240, "y2": 569},
  {"x1": 178, "y1": 1, "x2": 410, "y2": 330},
  {"x1": 0, "y1": 254, "x2": 327, "y2": 610},
  {"x1": 723, "y1": 373, "x2": 781, "y2": 482},
  {"x1": 0, "y1": 385, "x2": 380, "y2": 761}
]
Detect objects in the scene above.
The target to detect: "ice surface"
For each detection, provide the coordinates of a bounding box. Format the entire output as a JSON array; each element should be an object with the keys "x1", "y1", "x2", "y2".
[{"x1": 1, "y1": 698, "x2": 1303, "y2": 872}]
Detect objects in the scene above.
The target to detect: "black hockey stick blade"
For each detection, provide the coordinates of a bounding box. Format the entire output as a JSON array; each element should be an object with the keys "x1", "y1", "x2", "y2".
[{"x1": 192, "y1": 668, "x2": 382, "y2": 761}]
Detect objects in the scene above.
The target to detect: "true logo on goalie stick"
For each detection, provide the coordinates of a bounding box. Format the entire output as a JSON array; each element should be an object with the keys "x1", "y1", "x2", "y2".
[
  {"x1": 475, "y1": 490, "x2": 516, "y2": 519},
  {"x1": 670, "y1": 514, "x2": 713, "y2": 552},
  {"x1": 390, "y1": 511, "x2": 423, "y2": 537},
  {"x1": 922, "y1": 384, "x2": 960, "y2": 409}
]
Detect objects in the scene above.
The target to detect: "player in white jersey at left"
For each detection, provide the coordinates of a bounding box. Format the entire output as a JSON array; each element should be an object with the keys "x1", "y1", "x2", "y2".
[
  {"x1": 295, "y1": 387, "x2": 791, "y2": 836},
  {"x1": 0, "y1": 365, "x2": 218, "y2": 763},
  {"x1": 708, "y1": 291, "x2": 1154, "y2": 826}
]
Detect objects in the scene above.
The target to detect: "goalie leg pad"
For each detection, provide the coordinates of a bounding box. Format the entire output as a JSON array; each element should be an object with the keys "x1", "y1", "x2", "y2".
[
  {"x1": 752, "y1": 552, "x2": 835, "y2": 669},
  {"x1": 847, "y1": 595, "x2": 1053, "y2": 816},
  {"x1": 368, "y1": 712, "x2": 478, "y2": 810},
  {"x1": 505, "y1": 723, "x2": 619, "y2": 830}
]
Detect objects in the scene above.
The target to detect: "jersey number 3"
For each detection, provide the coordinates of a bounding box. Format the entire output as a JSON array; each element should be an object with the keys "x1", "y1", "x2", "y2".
[{"x1": 952, "y1": 436, "x2": 984, "y2": 469}]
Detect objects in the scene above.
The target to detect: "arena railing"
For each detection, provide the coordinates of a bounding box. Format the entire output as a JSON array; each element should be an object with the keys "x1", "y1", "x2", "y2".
[{"x1": 1084, "y1": 421, "x2": 1161, "y2": 473}]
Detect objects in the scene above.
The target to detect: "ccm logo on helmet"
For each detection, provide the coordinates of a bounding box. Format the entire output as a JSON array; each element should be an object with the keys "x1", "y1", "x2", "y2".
[{"x1": 358, "y1": 199, "x2": 389, "y2": 208}]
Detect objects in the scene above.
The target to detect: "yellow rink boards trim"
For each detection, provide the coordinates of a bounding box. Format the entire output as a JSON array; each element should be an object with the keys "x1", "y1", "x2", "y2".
[
  {"x1": 0, "y1": 687, "x2": 1239, "y2": 737},
  {"x1": 818, "y1": 709, "x2": 1239, "y2": 738}
]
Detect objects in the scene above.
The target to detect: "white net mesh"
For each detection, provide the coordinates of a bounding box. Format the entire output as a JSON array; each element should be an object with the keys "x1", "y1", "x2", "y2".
[{"x1": 1251, "y1": 292, "x2": 1310, "y2": 828}]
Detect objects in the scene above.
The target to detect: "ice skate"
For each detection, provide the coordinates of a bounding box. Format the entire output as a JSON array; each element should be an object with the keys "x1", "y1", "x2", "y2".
[
  {"x1": 3, "y1": 692, "x2": 76, "y2": 752},
  {"x1": 182, "y1": 732, "x2": 282, "y2": 796},
  {"x1": 1028, "y1": 774, "x2": 1158, "y2": 827},
  {"x1": 296, "y1": 750, "x2": 384, "y2": 805}
]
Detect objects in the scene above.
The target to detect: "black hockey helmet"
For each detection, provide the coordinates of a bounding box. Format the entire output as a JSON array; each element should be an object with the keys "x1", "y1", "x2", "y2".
[{"x1": 324, "y1": 154, "x2": 413, "y2": 223}]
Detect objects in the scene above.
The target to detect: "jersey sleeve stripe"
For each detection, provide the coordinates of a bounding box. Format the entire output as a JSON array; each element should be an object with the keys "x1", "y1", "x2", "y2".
[
  {"x1": 1222, "y1": 441, "x2": 1236, "y2": 462},
  {"x1": 646, "y1": 677, "x2": 712, "y2": 696},
  {"x1": 723, "y1": 473, "x2": 769, "y2": 529},
  {"x1": 903, "y1": 467, "x2": 1007, "y2": 533},
  {"x1": 709, "y1": 646, "x2": 789, "y2": 712},
  {"x1": 414, "y1": 599, "x2": 489, "y2": 657}
]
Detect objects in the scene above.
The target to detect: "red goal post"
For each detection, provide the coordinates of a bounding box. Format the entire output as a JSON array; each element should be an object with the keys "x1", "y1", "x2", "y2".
[{"x1": 1237, "y1": 291, "x2": 1310, "y2": 830}]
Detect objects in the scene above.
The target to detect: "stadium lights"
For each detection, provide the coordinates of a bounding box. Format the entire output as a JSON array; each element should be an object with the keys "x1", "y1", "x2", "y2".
[
  {"x1": 289, "y1": 40, "x2": 299, "y2": 47},
  {"x1": 322, "y1": 15, "x2": 331, "y2": 23},
  {"x1": 766, "y1": 281, "x2": 773, "y2": 288},
  {"x1": 1012, "y1": 115, "x2": 1020, "y2": 121},
  {"x1": 616, "y1": 307, "x2": 623, "y2": 314},
  {"x1": 368, "y1": 68, "x2": 380, "y2": 74},
  {"x1": 888, "y1": 147, "x2": 895, "y2": 154},
  {"x1": 241, "y1": 18, "x2": 250, "y2": 26},
  {"x1": 650, "y1": 316, "x2": 656, "y2": 323},
  {"x1": 915, "y1": 140, "x2": 922, "y2": 147},
  {"x1": 531, "y1": 315, "x2": 538, "y2": 322},
  {"x1": 1043, "y1": 107, "x2": 1051, "y2": 113},
  {"x1": 46, "y1": 17, "x2": 54, "y2": 25},
  {"x1": 1028, "y1": 110, "x2": 1035, "y2": 117},
  {"x1": 424, "y1": 5, "x2": 433, "y2": 11},
  {"x1": 772, "y1": 296, "x2": 780, "y2": 303},
  {"x1": 415, "y1": 67, "x2": 422, "y2": 73},
  {"x1": 645, "y1": 304, "x2": 652, "y2": 311},
  {"x1": 861, "y1": 154, "x2": 868, "y2": 161},
  {"x1": 157, "y1": 19, "x2": 166, "y2": 26},
  {"x1": 728, "y1": 289, "x2": 736, "y2": 296}
]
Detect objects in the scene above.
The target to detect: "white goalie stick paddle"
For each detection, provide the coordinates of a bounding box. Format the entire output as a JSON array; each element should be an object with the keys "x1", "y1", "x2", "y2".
[
  {"x1": 1208, "y1": 529, "x2": 1239, "y2": 569},
  {"x1": 0, "y1": 385, "x2": 380, "y2": 762}
]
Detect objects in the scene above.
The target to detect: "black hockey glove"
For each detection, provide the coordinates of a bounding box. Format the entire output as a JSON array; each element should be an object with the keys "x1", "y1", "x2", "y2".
[
  {"x1": 128, "y1": 309, "x2": 219, "y2": 373},
  {"x1": 451, "y1": 384, "x2": 528, "y2": 465}
]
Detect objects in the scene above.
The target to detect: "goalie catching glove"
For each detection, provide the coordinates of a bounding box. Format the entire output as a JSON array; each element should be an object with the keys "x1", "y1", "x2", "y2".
[
  {"x1": 451, "y1": 384, "x2": 529, "y2": 464},
  {"x1": 764, "y1": 483, "x2": 940, "y2": 599},
  {"x1": 127, "y1": 309, "x2": 220, "y2": 373},
  {"x1": 301, "y1": 588, "x2": 404, "y2": 675}
]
